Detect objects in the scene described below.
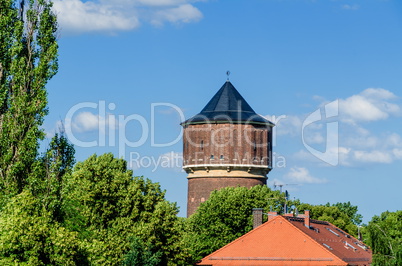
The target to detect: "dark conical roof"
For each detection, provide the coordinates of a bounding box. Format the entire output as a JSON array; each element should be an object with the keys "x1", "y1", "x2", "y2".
[{"x1": 181, "y1": 81, "x2": 274, "y2": 126}]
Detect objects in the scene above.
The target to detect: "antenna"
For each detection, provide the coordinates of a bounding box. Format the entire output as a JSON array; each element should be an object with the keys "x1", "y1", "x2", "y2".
[
  {"x1": 266, "y1": 190, "x2": 293, "y2": 215},
  {"x1": 284, "y1": 190, "x2": 289, "y2": 214},
  {"x1": 273, "y1": 182, "x2": 299, "y2": 193},
  {"x1": 226, "y1": 70, "x2": 230, "y2": 80}
]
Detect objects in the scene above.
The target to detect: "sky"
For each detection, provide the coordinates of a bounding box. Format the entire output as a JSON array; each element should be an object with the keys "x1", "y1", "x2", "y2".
[{"x1": 44, "y1": 0, "x2": 402, "y2": 222}]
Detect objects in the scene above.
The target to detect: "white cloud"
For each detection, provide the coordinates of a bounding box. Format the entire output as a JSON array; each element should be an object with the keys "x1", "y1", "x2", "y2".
[
  {"x1": 339, "y1": 88, "x2": 400, "y2": 124},
  {"x1": 285, "y1": 167, "x2": 327, "y2": 184},
  {"x1": 393, "y1": 148, "x2": 402, "y2": 159},
  {"x1": 73, "y1": 111, "x2": 100, "y2": 131},
  {"x1": 53, "y1": 0, "x2": 204, "y2": 34},
  {"x1": 340, "y1": 95, "x2": 387, "y2": 122},
  {"x1": 353, "y1": 150, "x2": 393, "y2": 164},
  {"x1": 151, "y1": 4, "x2": 202, "y2": 26},
  {"x1": 158, "y1": 151, "x2": 183, "y2": 171},
  {"x1": 293, "y1": 149, "x2": 320, "y2": 163},
  {"x1": 293, "y1": 146, "x2": 352, "y2": 167},
  {"x1": 304, "y1": 131, "x2": 325, "y2": 145},
  {"x1": 343, "y1": 129, "x2": 379, "y2": 149},
  {"x1": 340, "y1": 129, "x2": 402, "y2": 164},
  {"x1": 337, "y1": 146, "x2": 352, "y2": 166},
  {"x1": 269, "y1": 88, "x2": 401, "y2": 167},
  {"x1": 266, "y1": 114, "x2": 302, "y2": 136},
  {"x1": 54, "y1": 0, "x2": 140, "y2": 33},
  {"x1": 135, "y1": 0, "x2": 189, "y2": 6},
  {"x1": 361, "y1": 88, "x2": 397, "y2": 100},
  {"x1": 72, "y1": 111, "x2": 118, "y2": 132},
  {"x1": 341, "y1": 4, "x2": 360, "y2": 10},
  {"x1": 385, "y1": 133, "x2": 402, "y2": 147}
]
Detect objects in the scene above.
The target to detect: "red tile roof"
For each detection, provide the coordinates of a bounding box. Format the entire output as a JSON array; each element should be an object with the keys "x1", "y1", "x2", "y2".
[{"x1": 197, "y1": 213, "x2": 372, "y2": 266}]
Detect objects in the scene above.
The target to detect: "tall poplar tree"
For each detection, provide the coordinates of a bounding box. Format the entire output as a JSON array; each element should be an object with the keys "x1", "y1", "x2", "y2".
[{"x1": 0, "y1": 0, "x2": 58, "y2": 196}]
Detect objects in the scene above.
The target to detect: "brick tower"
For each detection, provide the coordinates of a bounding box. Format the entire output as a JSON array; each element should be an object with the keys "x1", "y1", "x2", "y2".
[{"x1": 181, "y1": 81, "x2": 274, "y2": 217}]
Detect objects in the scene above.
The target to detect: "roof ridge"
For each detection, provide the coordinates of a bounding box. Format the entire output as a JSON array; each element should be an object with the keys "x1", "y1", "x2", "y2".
[
  {"x1": 281, "y1": 216, "x2": 347, "y2": 265},
  {"x1": 201, "y1": 215, "x2": 282, "y2": 260}
]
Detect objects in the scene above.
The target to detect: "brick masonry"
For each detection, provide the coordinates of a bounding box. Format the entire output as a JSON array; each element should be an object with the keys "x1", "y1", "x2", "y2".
[
  {"x1": 183, "y1": 123, "x2": 272, "y2": 166},
  {"x1": 187, "y1": 177, "x2": 267, "y2": 217},
  {"x1": 183, "y1": 123, "x2": 272, "y2": 216}
]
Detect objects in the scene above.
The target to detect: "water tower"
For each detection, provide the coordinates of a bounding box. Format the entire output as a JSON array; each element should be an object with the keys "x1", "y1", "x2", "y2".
[{"x1": 181, "y1": 80, "x2": 274, "y2": 216}]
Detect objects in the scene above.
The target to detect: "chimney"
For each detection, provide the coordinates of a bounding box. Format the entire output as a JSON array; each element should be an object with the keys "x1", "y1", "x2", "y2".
[
  {"x1": 304, "y1": 210, "x2": 310, "y2": 228},
  {"x1": 252, "y1": 208, "x2": 263, "y2": 229},
  {"x1": 268, "y1": 211, "x2": 277, "y2": 221}
]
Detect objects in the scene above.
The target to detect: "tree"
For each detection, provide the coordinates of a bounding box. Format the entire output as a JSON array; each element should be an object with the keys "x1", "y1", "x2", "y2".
[
  {"x1": 0, "y1": 0, "x2": 58, "y2": 196},
  {"x1": 365, "y1": 210, "x2": 402, "y2": 266},
  {"x1": 0, "y1": 190, "x2": 87, "y2": 265},
  {"x1": 28, "y1": 132, "x2": 75, "y2": 222},
  {"x1": 296, "y1": 203, "x2": 358, "y2": 236},
  {"x1": 0, "y1": 132, "x2": 87, "y2": 264},
  {"x1": 65, "y1": 153, "x2": 184, "y2": 265},
  {"x1": 123, "y1": 237, "x2": 162, "y2": 266},
  {"x1": 184, "y1": 185, "x2": 287, "y2": 261},
  {"x1": 327, "y1": 201, "x2": 363, "y2": 225}
]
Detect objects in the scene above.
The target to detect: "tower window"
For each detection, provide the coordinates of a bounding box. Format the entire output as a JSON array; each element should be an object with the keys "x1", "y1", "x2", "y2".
[
  {"x1": 200, "y1": 140, "x2": 204, "y2": 151},
  {"x1": 220, "y1": 155, "x2": 224, "y2": 160},
  {"x1": 210, "y1": 155, "x2": 214, "y2": 160}
]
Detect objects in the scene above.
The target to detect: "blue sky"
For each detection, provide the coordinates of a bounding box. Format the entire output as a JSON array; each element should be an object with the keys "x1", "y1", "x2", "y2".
[{"x1": 45, "y1": 0, "x2": 402, "y2": 222}]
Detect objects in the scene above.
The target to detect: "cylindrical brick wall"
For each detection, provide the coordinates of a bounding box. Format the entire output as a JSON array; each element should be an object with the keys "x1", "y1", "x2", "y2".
[
  {"x1": 183, "y1": 122, "x2": 272, "y2": 217},
  {"x1": 183, "y1": 123, "x2": 272, "y2": 167},
  {"x1": 187, "y1": 177, "x2": 267, "y2": 217}
]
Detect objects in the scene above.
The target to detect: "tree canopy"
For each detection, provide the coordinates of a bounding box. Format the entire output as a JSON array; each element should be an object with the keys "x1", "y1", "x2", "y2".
[
  {"x1": 364, "y1": 210, "x2": 402, "y2": 266},
  {"x1": 296, "y1": 202, "x2": 360, "y2": 236},
  {"x1": 65, "y1": 153, "x2": 185, "y2": 265},
  {"x1": 0, "y1": 0, "x2": 58, "y2": 197}
]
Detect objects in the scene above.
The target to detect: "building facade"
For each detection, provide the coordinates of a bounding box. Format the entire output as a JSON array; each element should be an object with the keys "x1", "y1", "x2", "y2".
[{"x1": 181, "y1": 81, "x2": 274, "y2": 216}]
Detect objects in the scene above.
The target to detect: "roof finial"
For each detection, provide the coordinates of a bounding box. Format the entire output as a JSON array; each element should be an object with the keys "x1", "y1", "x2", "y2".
[{"x1": 226, "y1": 70, "x2": 230, "y2": 81}]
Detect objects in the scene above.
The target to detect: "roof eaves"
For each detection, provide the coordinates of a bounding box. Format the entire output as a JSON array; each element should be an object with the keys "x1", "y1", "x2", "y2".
[{"x1": 180, "y1": 120, "x2": 275, "y2": 127}]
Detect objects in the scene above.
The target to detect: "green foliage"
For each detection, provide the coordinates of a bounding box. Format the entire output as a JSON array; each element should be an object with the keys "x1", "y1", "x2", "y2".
[
  {"x1": 365, "y1": 210, "x2": 402, "y2": 266},
  {"x1": 326, "y1": 201, "x2": 363, "y2": 225},
  {"x1": 28, "y1": 133, "x2": 75, "y2": 222},
  {"x1": 65, "y1": 153, "x2": 183, "y2": 265},
  {"x1": 123, "y1": 237, "x2": 162, "y2": 266},
  {"x1": 296, "y1": 203, "x2": 358, "y2": 236},
  {"x1": 184, "y1": 185, "x2": 286, "y2": 261},
  {"x1": 0, "y1": 132, "x2": 86, "y2": 265},
  {"x1": 0, "y1": 0, "x2": 58, "y2": 196},
  {"x1": 0, "y1": 190, "x2": 87, "y2": 265}
]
